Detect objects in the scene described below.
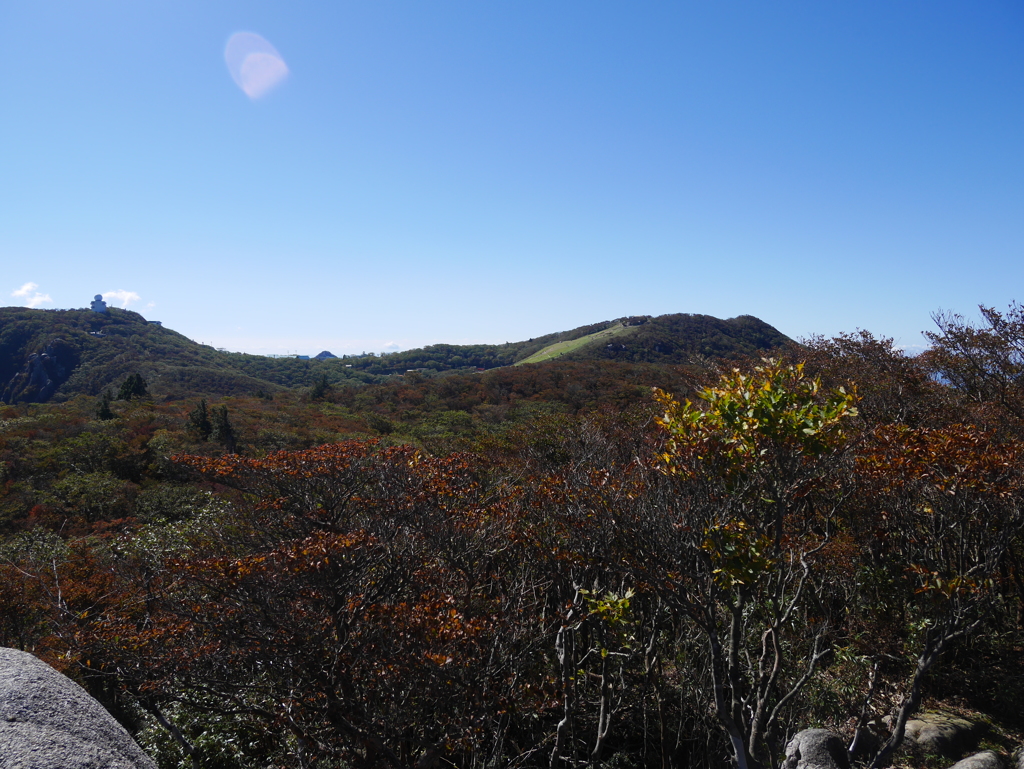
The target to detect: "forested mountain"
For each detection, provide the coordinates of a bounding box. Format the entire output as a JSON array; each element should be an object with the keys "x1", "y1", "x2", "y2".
[
  {"x1": 340, "y1": 313, "x2": 791, "y2": 374},
  {"x1": 0, "y1": 307, "x2": 284, "y2": 402},
  {"x1": 0, "y1": 308, "x2": 790, "y2": 404},
  {"x1": 561, "y1": 313, "x2": 791, "y2": 363}
]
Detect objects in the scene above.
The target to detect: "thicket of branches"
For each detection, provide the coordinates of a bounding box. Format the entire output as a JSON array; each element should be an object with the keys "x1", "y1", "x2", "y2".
[{"x1": 3, "y1": 307, "x2": 1024, "y2": 769}]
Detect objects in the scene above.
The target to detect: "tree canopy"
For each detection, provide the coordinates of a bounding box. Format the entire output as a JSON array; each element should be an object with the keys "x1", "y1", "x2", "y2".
[{"x1": 2, "y1": 305, "x2": 1024, "y2": 769}]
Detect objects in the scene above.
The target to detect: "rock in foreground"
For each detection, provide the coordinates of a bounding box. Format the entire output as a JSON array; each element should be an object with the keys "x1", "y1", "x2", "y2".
[
  {"x1": 782, "y1": 728, "x2": 851, "y2": 769},
  {"x1": 903, "y1": 711, "x2": 984, "y2": 759},
  {"x1": 949, "y1": 751, "x2": 1004, "y2": 769},
  {"x1": 0, "y1": 647, "x2": 156, "y2": 769}
]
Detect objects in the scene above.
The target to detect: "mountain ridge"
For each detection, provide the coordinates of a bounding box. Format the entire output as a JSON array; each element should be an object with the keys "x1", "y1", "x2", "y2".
[{"x1": 0, "y1": 307, "x2": 792, "y2": 404}]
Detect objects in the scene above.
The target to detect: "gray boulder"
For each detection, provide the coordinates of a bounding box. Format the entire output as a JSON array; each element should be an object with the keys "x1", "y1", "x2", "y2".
[
  {"x1": 0, "y1": 647, "x2": 156, "y2": 769},
  {"x1": 948, "y1": 751, "x2": 1004, "y2": 769},
  {"x1": 902, "y1": 711, "x2": 983, "y2": 759},
  {"x1": 782, "y1": 729, "x2": 851, "y2": 769}
]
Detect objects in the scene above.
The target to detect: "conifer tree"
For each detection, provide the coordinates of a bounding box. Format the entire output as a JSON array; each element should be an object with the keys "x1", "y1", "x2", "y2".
[
  {"x1": 211, "y1": 405, "x2": 237, "y2": 453},
  {"x1": 187, "y1": 399, "x2": 212, "y2": 441},
  {"x1": 309, "y1": 374, "x2": 331, "y2": 401},
  {"x1": 95, "y1": 390, "x2": 115, "y2": 420},
  {"x1": 117, "y1": 373, "x2": 148, "y2": 401}
]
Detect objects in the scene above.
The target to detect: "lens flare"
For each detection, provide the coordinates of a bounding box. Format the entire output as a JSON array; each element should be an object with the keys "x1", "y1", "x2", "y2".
[{"x1": 225, "y1": 32, "x2": 289, "y2": 99}]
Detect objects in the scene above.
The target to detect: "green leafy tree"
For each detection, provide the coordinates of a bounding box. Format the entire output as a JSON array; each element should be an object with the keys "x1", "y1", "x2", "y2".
[{"x1": 650, "y1": 360, "x2": 858, "y2": 769}]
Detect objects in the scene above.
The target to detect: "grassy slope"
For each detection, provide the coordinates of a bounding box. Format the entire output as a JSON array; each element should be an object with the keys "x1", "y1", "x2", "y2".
[
  {"x1": 515, "y1": 323, "x2": 635, "y2": 365},
  {"x1": 559, "y1": 314, "x2": 793, "y2": 364},
  {"x1": 339, "y1": 314, "x2": 791, "y2": 375}
]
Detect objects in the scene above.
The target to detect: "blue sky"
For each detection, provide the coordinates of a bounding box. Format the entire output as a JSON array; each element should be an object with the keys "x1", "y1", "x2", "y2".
[{"x1": 2, "y1": 2, "x2": 1022, "y2": 355}]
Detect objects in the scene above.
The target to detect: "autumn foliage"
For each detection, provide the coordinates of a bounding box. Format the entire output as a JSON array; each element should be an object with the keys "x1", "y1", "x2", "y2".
[{"x1": 4, "y1": 311, "x2": 1024, "y2": 768}]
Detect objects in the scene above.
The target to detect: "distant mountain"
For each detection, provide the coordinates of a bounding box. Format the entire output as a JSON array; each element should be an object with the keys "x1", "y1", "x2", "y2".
[
  {"x1": 342, "y1": 314, "x2": 792, "y2": 375},
  {"x1": 0, "y1": 307, "x2": 372, "y2": 404},
  {"x1": 519, "y1": 314, "x2": 791, "y2": 366},
  {"x1": 0, "y1": 308, "x2": 791, "y2": 404},
  {"x1": 0, "y1": 308, "x2": 262, "y2": 403}
]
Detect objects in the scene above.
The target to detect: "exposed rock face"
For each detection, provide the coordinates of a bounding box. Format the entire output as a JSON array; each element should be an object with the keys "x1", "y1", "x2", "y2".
[
  {"x1": 782, "y1": 728, "x2": 851, "y2": 769},
  {"x1": 902, "y1": 711, "x2": 983, "y2": 759},
  {"x1": 1, "y1": 338, "x2": 78, "y2": 403},
  {"x1": 0, "y1": 647, "x2": 156, "y2": 769},
  {"x1": 949, "y1": 751, "x2": 1004, "y2": 769}
]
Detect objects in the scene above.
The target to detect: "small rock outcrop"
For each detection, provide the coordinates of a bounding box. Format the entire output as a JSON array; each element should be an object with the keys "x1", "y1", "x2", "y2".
[
  {"x1": 1, "y1": 338, "x2": 78, "y2": 403},
  {"x1": 782, "y1": 728, "x2": 851, "y2": 769},
  {"x1": 949, "y1": 751, "x2": 1004, "y2": 769},
  {"x1": 0, "y1": 647, "x2": 156, "y2": 769},
  {"x1": 902, "y1": 711, "x2": 984, "y2": 759}
]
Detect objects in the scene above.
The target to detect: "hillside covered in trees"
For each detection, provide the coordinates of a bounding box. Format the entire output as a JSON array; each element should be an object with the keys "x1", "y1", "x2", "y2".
[
  {"x1": 0, "y1": 308, "x2": 790, "y2": 404},
  {"x1": 2, "y1": 303, "x2": 1024, "y2": 769},
  {"x1": 0, "y1": 307, "x2": 381, "y2": 404}
]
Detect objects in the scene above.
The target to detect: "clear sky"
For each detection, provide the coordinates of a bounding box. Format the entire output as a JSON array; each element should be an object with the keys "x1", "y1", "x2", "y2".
[{"x1": 2, "y1": 2, "x2": 1022, "y2": 355}]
